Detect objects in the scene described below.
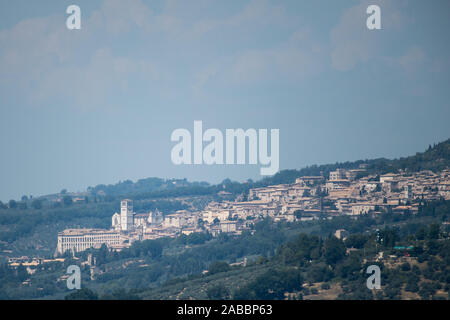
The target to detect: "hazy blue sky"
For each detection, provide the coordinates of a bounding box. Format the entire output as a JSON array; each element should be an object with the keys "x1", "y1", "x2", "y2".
[{"x1": 1, "y1": 0, "x2": 449, "y2": 201}]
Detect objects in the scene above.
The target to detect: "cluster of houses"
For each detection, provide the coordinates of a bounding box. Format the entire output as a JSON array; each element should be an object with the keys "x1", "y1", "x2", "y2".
[
  {"x1": 184, "y1": 166, "x2": 450, "y2": 230},
  {"x1": 7, "y1": 256, "x2": 65, "y2": 280},
  {"x1": 54, "y1": 167, "x2": 450, "y2": 256},
  {"x1": 245, "y1": 166, "x2": 450, "y2": 218}
]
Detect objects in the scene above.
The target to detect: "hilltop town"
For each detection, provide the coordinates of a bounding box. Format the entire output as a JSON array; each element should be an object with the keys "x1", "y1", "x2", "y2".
[
  {"x1": 55, "y1": 166, "x2": 450, "y2": 256},
  {"x1": 2, "y1": 139, "x2": 450, "y2": 300}
]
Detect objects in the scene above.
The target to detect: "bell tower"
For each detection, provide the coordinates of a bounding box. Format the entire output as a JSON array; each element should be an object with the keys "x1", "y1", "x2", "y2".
[{"x1": 120, "y1": 199, "x2": 134, "y2": 231}]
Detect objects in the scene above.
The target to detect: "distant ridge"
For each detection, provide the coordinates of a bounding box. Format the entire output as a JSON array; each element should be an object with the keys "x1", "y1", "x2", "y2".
[
  {"x1": 31, "y1": 138, "x2": 450, "y2": 200},
  {"x1": 255, "y1": 138, "x2": 450, "y2": 187}
]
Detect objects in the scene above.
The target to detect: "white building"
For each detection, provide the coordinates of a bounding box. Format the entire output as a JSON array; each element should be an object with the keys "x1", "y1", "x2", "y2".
[
  {"x1": 120, "y1": 199, "x2": 134, "y2": 232},
  {"x1": 112, "y1": 213, "x2": 121, "y2": 231},
  {"x1": 148, "y1": 209, "x2": 164, "y2": 225},
  {"x1": 334, "y1": 229, "x2": 349, "y2": 240},
  {"x1": 163, "y1": 214, "x2": 187, "y2": 228},
  {"x1": 56, "y1": 199, "x2": 177, "y2": 256},
  {"x1": 330, "y1": 169, "x2": 346, "y2": 181},
  {"x1": 220, "y1": 221, "x2": 237, "y2": 233},
  {"x1": 351, "y1": 203, "x2": 376, "y2": 215},
  {"x1": 56, "y1": 229, "x2": 121, "y2": 255}
]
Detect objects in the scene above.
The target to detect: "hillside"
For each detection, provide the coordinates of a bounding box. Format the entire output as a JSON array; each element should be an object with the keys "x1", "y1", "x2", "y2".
[
  {"x1": 1, "y1": 199, "x2": 448, "y2": 300},
  {"x1": 63, "y1": 200, "x2": 449, "y2": 301},
  {"x1": 134, "y1": 200, "x2": 450, "y2": 300},
  {"x1": 37, "y1": 138, "x2": 450, "y2": 199},
  {"x1": 256, "y1": 138, "x2": 450, "y2": 187},
  {"x1": 0, "y1": 138, "x2": 449, "y2": 258}
]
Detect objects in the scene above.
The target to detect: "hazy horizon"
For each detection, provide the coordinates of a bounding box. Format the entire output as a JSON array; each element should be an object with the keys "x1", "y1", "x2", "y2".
[{"x1": 2, "y1": 136, "x2": 446, "y2": 202}]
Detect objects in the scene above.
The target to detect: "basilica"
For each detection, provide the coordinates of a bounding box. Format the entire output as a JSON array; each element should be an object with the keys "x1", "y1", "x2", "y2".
[
  {"x1": 111, "y1": 199, "x2": 163, "y2": 233},
  {"x1": 56, "y1": 199, "x2": 164, "y2": 256}
]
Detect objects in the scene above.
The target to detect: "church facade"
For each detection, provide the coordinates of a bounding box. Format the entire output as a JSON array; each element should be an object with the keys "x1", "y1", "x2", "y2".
[
  {"x1": 111, "y1": 199, "x2": 164, "y2": 233},
  {"x1": 56, "y1": 199, "x2": 163, "y2": 256}
]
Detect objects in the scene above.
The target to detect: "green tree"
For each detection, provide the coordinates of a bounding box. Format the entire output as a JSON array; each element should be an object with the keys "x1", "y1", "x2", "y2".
[
  {"x1": 207, "y1": 284, "x2": 230, "y2": 300},
  {"x1": 16, "y1": 264, "x2": 28, "y2": 282},
  {"x1": 8, "y1": 200, "x2": 17, "y2": 209},
  {"x1": 234, "y1": 268, "x2": 302, "y2": 300},
  {"x1": 208, "y1": 261, "x2": 231, "y2": 275},
  {"x1": 405, "y1": 279, "x2": 419, "y2": 293},
  {"x1": 416, "y1": 228, "x2": 426, "y2": 240},
  {"x1": 428, "y1": 224, "x2": 440, "y2": 240},
  {"x1": 419, "y1": 282, "x2": 437, "y2": 300},
  {"x1": 324, "y1": 237, "x2": 346, "y2": 265},
  {"x1": 31, "y1": 199, "x2": 43, "y2": 210},
  {"x1": 401, "y1": 262, "x2": 411, "y2": 272},
  {"x1": 101, "y1": 289, "x2": 141, "y2": 300},
  {"x1": 63, "y1": 196, "x2": 73, "y2": 206},
  {"x1": 65, "y1": 288, "x2": 98, "y2": 300}
]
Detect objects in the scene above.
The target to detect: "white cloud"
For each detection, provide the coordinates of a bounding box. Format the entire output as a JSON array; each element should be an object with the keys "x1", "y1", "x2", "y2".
[
  {"x1": 228, "y1": 46, "x2": 323, "y2": 85},
  {"x1": 399, "y1": 46, "x2": 426, "y2": 71},
  {"x1": 1, "y1": 0, "x2": 387, "y2": 109},
  {"x1": 89, "y1": 0, "x2": 153, "y2": 35},
  {"x1": 330, "y1": 0, "x2": 411, "y2": 71},
  {"x1": 0, "y1": 0, "x2": 165, "y2": 109},
  {"x1": 29, "y1": 48, "x2": 160, "y2": 110}
]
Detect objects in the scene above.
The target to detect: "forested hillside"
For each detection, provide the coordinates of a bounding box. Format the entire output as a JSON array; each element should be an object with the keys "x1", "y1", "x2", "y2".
[{"x1": 0, "y1": 139, "x2": 448, "y2": 260}]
